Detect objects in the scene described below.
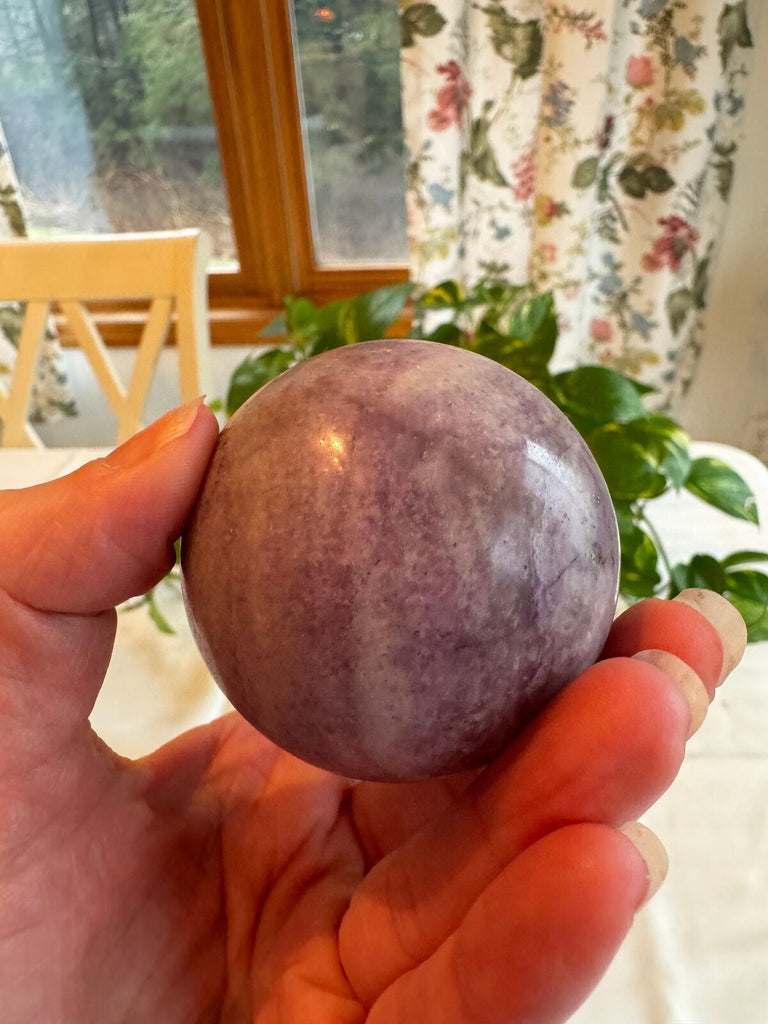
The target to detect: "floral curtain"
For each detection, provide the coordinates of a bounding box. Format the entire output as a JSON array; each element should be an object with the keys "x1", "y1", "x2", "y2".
[
  {"x1": 400, "y1": 0, "x2": 757, "y2": 407},
  {"x1": 0, "y1": 117, "x2": 76, "y2": 428}
]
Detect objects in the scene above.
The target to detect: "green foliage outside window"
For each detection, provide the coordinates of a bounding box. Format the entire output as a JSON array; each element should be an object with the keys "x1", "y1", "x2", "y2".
[
  {"x1": 0, "y1": 0, "x2": 213, "y2": 171},
  {"x1": 292, "y1": 0, "x2": 405, "y2": 166},
  {"x1": 0, "y1": 0, "x2": 229, "y2": 247}
]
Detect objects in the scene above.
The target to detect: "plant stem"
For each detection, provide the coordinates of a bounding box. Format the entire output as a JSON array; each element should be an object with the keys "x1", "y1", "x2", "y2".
[{"x1": 636, "y1": 504, "x2": 675, "y2": 594}]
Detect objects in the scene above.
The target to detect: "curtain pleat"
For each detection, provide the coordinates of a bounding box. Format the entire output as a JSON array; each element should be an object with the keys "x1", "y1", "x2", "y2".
[{"x1": 400, "y1": 1, "x2": 758, "y2": 408}]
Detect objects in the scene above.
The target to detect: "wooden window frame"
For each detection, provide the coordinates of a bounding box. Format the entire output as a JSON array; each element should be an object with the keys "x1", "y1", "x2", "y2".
[{"x1": 194, "y1": 0, "x2": 409, "y2": 346}]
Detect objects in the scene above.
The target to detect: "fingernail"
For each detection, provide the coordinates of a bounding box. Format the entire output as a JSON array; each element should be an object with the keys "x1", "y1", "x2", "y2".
[
  {"x1": 674, "y1": 588, "x2": 747, "y2": 685},
  {"x1": 620, "y1": 821, "x2": 669, "y2": 902},
  {"x1": 633, "y1": 649, "x2": 708, "y2": 737},
  {"x1": 103, "y1": 397, "x2": 206, "y2": 470}
]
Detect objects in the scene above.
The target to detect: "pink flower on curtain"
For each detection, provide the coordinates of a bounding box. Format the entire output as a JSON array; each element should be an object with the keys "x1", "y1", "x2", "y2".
[
  {"x1": 401, "y1": 0, "x2": 755, "y2": 408},
  {"x1": 589, "y1": 318, "x2": 614, "y2": 342},
  {"x1": 641, "y1": 215, "x2": 700, "y2": 272},
  {"x1": 426, "y1": 60, "x2": 472, "y2": 131},
  {"x1": 536, "y1": 241, "x2": 558, "y2": 263},
  {"x1": 511, "y1": 147, "x2": 537, "y2": 202},
  {"x1": 625, "y1": 55, "x2": 655, "y2": 89}
]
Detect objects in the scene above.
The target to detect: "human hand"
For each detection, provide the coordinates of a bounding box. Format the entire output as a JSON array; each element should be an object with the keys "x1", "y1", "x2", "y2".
[{"x1": 0, "y1": 401, "x2": 746, "y2": 1023}]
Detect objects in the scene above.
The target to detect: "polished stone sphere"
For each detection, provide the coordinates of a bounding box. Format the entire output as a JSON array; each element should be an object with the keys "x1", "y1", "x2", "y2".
[{"x1": 182, "y1": 339, "x2": 619, "y2": 780}]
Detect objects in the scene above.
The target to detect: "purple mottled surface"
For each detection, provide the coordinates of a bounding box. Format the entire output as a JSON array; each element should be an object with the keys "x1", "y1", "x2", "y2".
[{"x1": 182, "y1": 340, "x2": 619, "y2": 781}]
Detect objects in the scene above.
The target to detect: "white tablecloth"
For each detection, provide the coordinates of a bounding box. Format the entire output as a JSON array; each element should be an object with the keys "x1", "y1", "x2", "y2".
[{"x1": 1, "y1": 442, "x2": 767, "y2": 1023}]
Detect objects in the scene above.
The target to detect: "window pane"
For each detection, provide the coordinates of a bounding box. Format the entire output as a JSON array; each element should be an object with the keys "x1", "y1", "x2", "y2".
[
  {"x1": 291, "y1": 1, "x2": 408, "y2": 266},
  {"x1": 0, "y1": 0, "x2": 235, "y2": 268}
]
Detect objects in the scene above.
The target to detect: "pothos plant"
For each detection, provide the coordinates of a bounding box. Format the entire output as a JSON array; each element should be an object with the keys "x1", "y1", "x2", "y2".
[
  {"x1": 222, "y1": 278, "x2": 768, "y2": 643},
  {"x1": 134, "y1": 278, "x2": 768, "y2": 642}
]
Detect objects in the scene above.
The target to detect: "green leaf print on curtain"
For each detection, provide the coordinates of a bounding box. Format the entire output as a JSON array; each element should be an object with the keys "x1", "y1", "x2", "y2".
[{"x1": 399, "y1": 0, "x2": 758, "y2": 409}]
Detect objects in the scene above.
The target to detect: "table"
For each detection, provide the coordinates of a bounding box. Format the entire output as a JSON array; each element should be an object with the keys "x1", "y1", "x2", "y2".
[{"x1": 2, "y1": 443, "x2": 767, "y2": 1023}]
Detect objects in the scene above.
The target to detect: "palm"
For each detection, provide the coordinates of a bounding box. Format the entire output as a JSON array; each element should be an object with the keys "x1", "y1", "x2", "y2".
[
  {"x1": 0, "y1": 406, "x2": 738, "y2": 1024},
  {"x1": 2, "y1": 703, "x2": 469, "y2": 1022}
]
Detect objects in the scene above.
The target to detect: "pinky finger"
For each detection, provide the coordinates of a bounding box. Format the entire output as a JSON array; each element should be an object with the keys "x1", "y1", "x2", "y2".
[{"x1": 367, "y1": 822, "x2": 666, "y2": 1024}]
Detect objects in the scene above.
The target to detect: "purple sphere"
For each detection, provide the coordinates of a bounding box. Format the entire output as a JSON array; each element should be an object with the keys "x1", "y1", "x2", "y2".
[{"x1": 182, "y1": 340, "x2": 619, "y2": 780}]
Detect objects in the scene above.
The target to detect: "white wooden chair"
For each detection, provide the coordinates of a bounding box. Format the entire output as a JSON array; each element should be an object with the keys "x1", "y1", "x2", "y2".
[{"x1": 0, "y1": 229, "x2": 212, "y2": 447}]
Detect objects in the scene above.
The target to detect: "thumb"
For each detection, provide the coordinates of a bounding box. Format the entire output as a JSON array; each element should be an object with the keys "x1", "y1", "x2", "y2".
[
  {"x1": 0, "y1": 397, "x2": 219, "y2": 614},
  {"x1": 0, "y1": 399, "x2": 218, "y2": 751}
]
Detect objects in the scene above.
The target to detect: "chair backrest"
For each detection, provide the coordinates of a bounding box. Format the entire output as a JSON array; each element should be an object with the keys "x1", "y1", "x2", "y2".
[{"x1": 0, "y1": 229, "x2": 212, "y2": 446}]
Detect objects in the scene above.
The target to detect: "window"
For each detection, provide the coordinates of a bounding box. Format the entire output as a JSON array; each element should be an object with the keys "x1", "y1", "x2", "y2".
[
  {"x1": 0, "y1": 1, "x2": 409, "y2": 345},
  {"x1": 291, "y1": 1, "x2": 408, "y2": 265},
  {"x1": 0, "y1": 1, "x2": 235, "y2": 264},
  {"x1": 197, "y1": 0, "x2": 409, "y2": 341}
]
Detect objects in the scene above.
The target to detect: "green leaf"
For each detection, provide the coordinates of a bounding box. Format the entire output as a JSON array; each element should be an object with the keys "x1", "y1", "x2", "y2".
[
  {"x1": 667, "y1": 556, "x2": 768, "y2": 638},
  {"x1": 417, "y1": 279, "x2": 466, "y2": 310},
  {"x1": 613, "y1": 500, "x2": 634, "y2": 535},
  {"x1": 586, "y1": 415, "x2": 690, "y2": 502},
  {"x1": 666, "y1": 288, "x2": 694, "y2": 335},
  {"x1": 424, "y1": 321, "x2": 465, "y2": 346},
  {"x1": 721, "y1": 549, "x2": 768, "y2": 569},
  {"x1": 471, "y1": 281, "x2": 527, "y2": 311},
  {"x1": 304, "y1": 282, "x2": 413, "y2": 356},
  {"x1": 331, "y1": 300, "x2": 361, "y2": 347},
  {"x1": 312, "y1": 298, "x2": 361, "y2": 351},
  {"x1": 572, "y1": 155, "x2": 599, "y2": 189},
  {"x1": 638, "y1": 415, "x2": 692, "y2": 489},
  {"x1": 726, "y1": 594, "x2": 768, "y2": 642},
  {"x1": 147, "y1": 591, "x2": 176, "y2": 635},
  {"x1": 724, "y1": 568, "x2": 768, "y2": 604},
  {"x1": 226, "y1": 347, "x2": 296, "y2": 416},
  {"x1": 554, "y1": 366, "x2": 648, "y2": 430},
  {"x1": 278, "y1": 295, "x2": 321, "y2": 353},
  {"x1": 500, "y1": 350, "x2": 555, "y2": 396},
  {"x1": 668, "y1": 561, "x2": 690, "y2": 597},
  {"x1": 401, "y1": 2, "x2": 447, "y2": 47},
  {"x1": 350, "y1": 281, "x2": 414, "y2": 340},
  {"x1": 684, "y1": 456, "x2": 759, "y2": 524},
  {"x1": 586, "y1": 424, "x2": 668, "y2": 502},
  {"x1": 505, "y1": 291, "x2": 557, "y2": 357},
  {"x1": 472, "y1": 329, "x2": 539, "y2": 376},
  {"x1": 683, "y1": 553, "x2": 728, "y2": 592},
  {"x1": 617, "y1": 511, "x2": 662, "y2": 599},
  {"x1": 285, "y1": 295, "x2": 319, "y2": 334},
  {"x1": 618, "y1": 165, "x2": 646, "y2": 199},
  {"x1": 642, "y1": 165, "x2": 675, "y2": 194},
  {"x1": 723, "y1": 568, "x2": 768, "y2": 641},
  {"x1": 474, "y1": 315, "x2": 506, "y2": 349},
  {"x1": 260, "y1": 312, "x2": 287, "y2": 337},
  {"x1": 717, "y1": 1, "x2": 753, "y2": 70}
]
